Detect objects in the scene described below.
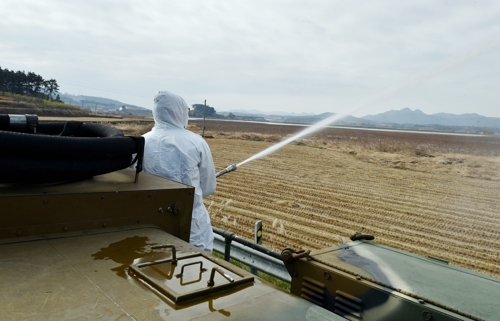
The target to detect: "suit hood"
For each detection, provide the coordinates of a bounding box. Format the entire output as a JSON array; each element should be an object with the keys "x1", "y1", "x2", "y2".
[{"x1": 152, "y1": 91, "x2": 189, "y2": 129}]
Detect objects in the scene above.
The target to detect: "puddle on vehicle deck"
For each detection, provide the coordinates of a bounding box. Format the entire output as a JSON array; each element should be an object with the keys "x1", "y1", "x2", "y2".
[{"x1": 91, "y1": 236, "x2": 158, "y2": 278}]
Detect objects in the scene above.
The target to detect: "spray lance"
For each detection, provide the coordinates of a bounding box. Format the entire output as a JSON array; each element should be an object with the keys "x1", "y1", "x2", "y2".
[{"x1": 216, "y1": 163, "x2": 237, "y2": 178}]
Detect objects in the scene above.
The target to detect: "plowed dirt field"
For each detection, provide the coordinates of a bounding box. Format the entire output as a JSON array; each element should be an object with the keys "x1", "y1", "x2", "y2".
[{"x1": 192, "y1": 120, "x2": 500, "y2": 278}]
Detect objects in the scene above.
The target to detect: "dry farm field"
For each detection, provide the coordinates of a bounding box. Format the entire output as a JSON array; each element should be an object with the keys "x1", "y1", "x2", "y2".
[
  {"x1": 190, "y1": 120, "x2": 500, "y2": 279},
  {"x1": 101, "y1": 117, "x2": 500, "y2": 278}
]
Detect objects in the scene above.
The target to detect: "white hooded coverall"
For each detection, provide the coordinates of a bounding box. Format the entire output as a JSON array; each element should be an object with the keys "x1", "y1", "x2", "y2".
[{"x1": 142, "y1": 91, "x2": 216, "y2": 253}]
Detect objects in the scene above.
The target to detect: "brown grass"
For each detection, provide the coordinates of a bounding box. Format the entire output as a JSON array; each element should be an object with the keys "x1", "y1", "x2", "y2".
[
  {"x1": 0, "y1": 93, "x2": 86, "y2": 115},
  {"x1": 101, "y1": 120, "x2": 154, "y2": 136},
  {"x1": 190, "y1": 120, "x2": 500, "y2": 181},
  {"x1": 36, "y1": 117, "x2": 155, "y2": 136},
  {"x1": 184, "y1": 120, "x2": 500, "y2": 279}
]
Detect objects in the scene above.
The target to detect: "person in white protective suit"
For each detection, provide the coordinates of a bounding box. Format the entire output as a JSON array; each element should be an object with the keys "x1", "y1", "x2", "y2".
[{"x1": 142, "y1": 90, "x2": 216, "y2": 253}]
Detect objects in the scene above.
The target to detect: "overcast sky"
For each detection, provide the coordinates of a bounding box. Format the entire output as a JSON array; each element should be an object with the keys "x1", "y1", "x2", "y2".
[{"x1": 1, "y1": 1, "x2": 499, "y2": 117}]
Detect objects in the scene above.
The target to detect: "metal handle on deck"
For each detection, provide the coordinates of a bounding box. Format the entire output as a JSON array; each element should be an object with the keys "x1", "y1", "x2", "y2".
[
  {"x1": 207, "y1": 267, "x2": 234, "y2": 286},
  {"x1": 151, "y1": 244, "x2": 177, "y2": 264}
]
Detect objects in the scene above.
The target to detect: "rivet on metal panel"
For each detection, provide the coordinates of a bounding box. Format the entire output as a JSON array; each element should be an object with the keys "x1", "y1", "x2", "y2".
[
  {"x1": 282, "y1": 252, "x2": 292, "y2": 263},
  {"x1": 43, "y1": 200, "x2": 48, "y2": 204},
  {"x1": 158, "y1": 207, "x2": 164, "y2": 213},
  {"x1": 100, "y1": 196, "x2": 105, "y2": 200},
  {"x1": 422, "y1": 311, "x2": 432, "y2": 320},
  {"x1": 173, "y1": 202, "x2": 183, "y2": 215},
  {"x1": 419, "y1": 299, "x2": 425, "y2": 304},
  {"x1": 356, "y1": 276, "x2": 361, "y2": 280},
  {"x1": 323, "y1": 272, "x2": 331, "y2": 280},
  {"x1": 17, "y1": 230, "x2": 22, "y2": 236},
  {"x1": 148, "y1": 194, "x2": 152, "y2": 198}
]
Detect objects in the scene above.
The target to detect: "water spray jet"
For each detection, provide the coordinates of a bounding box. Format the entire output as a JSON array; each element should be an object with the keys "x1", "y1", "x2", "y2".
[{"x1": 214, "y1": 42, "x2": 498, "y2": 179}]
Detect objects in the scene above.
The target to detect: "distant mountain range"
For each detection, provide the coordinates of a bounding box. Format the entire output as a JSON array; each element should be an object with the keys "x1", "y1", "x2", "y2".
[
  {"x1": 55, "y1": 93, "x2": 499, "y2": 133},
  {"x1": 220, "y1": 108, "x2": 500, "y2": 133},
  {"x1": 59, "y1": 93, "x2": 149, "y2": 111},
  {"x1": 363, "y1": 108, "x2": 500, "y2": 128}
]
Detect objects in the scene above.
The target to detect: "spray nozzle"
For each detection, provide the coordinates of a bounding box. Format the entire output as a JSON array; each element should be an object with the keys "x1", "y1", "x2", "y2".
[{"x1": 216, "y1": 164, "x2": 237, "y2": 178}]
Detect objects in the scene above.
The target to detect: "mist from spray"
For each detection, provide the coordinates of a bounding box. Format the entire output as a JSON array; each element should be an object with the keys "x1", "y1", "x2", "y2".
[{"x1": 235, "y1": 40, "x2": 499, "y2": 168}]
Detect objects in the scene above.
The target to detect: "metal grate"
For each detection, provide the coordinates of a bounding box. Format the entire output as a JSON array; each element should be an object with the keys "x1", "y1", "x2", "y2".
[
  {"x1": 334, "y1": 290, "x2": 363, "y2": 320},
  {"x1": 300, "y1": 276, "x2": 326, "y2": 307}
]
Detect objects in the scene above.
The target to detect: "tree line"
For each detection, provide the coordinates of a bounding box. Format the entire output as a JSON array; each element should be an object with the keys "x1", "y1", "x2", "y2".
[
  {"x1": 0, "y1": 67, "x2": 61, "y2": 101},
  {"x1": 190, "y1": 104, "x2": 217, "y2": 117}
]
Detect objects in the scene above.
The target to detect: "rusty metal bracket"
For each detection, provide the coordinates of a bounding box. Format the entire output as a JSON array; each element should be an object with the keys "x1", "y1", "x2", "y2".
[{"x1": 281, "y1": 248, "x2": 311, "y2": 263}]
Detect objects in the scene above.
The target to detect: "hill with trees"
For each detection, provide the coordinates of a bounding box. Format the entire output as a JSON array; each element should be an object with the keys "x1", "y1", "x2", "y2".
[
  {"x1": 58, "y1": 93, "x2": 152, "y2": 116},
  {"x1": 0, "y1": 67, "x2": 62, "y2": 102},
  {"x1": 189, "y1": 104, "x2": 223, "y2": 118},
  {"x1": 0, "y1": 66, "x2": 94, "y2": 117}
]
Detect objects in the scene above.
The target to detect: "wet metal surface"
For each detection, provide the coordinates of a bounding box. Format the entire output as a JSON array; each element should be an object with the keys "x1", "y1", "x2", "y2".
[
  {"x1": 0, "y1": 227, "x2": 346, "y2": 320},
  {"x1": 311, "y1": 241, "x2": 500, "y2": 321},
  {"x1": 91, "y1": 235, "x2": 158, "y2": 278}
]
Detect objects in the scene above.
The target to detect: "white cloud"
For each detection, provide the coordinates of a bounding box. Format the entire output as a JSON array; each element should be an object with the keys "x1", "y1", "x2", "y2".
[{"x1": 1, "y1": 0, "x2": 499, "y2": 116}]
